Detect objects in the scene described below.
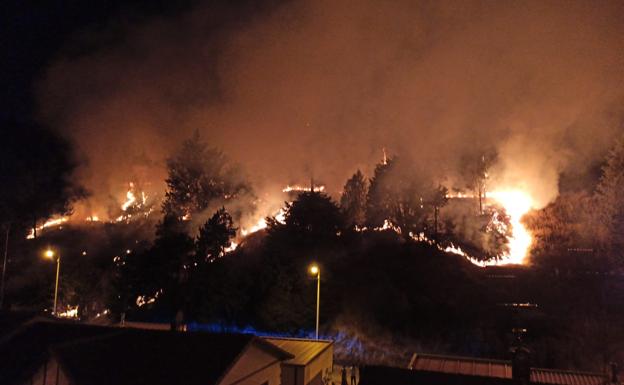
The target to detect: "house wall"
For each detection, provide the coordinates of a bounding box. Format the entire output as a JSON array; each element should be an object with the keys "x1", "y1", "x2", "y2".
[
  {"x1": 281, "y1": 365, "x2": 305, "y2": 385},
  {"x1": 281, "y1": 344, "x2": 334, "y2": 385},
  {"x1": 303, "y1": 345, "x2": 333, "y2": 385},
  {"x1": 24, "y1": 358, "x2": 70, "y2": 385},
  {"x1": 219, "y1": 344, "x2": 283, "y2": 385}
]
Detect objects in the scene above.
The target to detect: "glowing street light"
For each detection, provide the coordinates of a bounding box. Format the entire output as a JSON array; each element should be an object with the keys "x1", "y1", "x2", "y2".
[
  {"x1": 309, "y1": 264, "x2": 320, "y2": 339},
  {"x1": 44, "y1": 248, "x2": 61, "y2": 316}
]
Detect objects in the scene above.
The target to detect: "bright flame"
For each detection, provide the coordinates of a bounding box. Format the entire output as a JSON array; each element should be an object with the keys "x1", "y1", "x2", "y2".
[
  {"x1": 240, "y1": 207, "x2": 287, "y2": 236},
  {"x1": 489, "y1": 189, "x2": 534, "y2": 265},
  {"x1": 121, "y1": 184, "x2": 137, "y2": 211},
  {"x1": 26, "y1": 217, "x2": 69, "y2": 239},
  {"x1": 57, "y1": 305, "x2": 79, "y2": 319},
  {"x1": 282, "y1": 185, "x2": 326, "y2": 193},
  {"x1": 241, "y1": 217, "x2": 267, "y2": 236},
  {"x1": 224, "y1": 242, "x2": 238, "y2": 253}
]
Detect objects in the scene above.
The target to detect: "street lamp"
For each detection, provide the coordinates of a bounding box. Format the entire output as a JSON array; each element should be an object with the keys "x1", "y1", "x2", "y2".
[
  {"x1": 44, "y1": 248, "x2": 60, "y2": 316},
  {"x1": 309, "y1": 264, "x2": 320, "y2": 339}
]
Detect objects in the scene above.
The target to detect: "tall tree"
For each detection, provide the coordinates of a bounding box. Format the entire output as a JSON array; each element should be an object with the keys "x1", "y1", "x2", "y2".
[
  {"x1": 0, "y1": 120, "x2": 84, "y2": 308},
  {"x1": 162, "y1": 131, "x2": 252, "y2": 221},
  {"x1": 0, "y1": 120, "x2": 85, "y2": 236},
  {"x1": 366, "y1": 157, "x2": 431, "y2": 236},
  {"x1": 366, "y1": 158, "x2": 395, "y2": 228},
  {"x1": 428, "y1": 185, "x2": 449, "y2": 240},
  {"x1": 524, "y1": 191, "x2": 595, "y2": 268},
  {"x1": 594, "y1": 138, "x2": 624, "y2": 266},
  {"x1": 340, "y1": 170, "x2": 368, "y2": 229},
  {"x1": 461, "y1": 150, "x2": 497, "y2": 214}
]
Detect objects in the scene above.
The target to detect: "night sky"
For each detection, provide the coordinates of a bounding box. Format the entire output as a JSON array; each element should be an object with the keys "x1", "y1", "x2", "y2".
[
  {"x1": 4, "y1": 0, "x2": 624, "y2": 221},
  {"x1": 2, "y1": 0, "x2": 205, "y2": 120}
]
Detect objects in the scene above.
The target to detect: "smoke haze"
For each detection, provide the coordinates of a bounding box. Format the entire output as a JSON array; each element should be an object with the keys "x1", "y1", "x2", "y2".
[{"x1": 37, "y1": 0, "x2": 624, "y2": 216}]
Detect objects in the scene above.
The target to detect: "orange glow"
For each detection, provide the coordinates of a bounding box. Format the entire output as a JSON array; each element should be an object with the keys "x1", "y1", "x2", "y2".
[
  {"x1": 282, "y1": 185, "x2": 325, "y2": 193},
  {"x1": 57, "y1": 305, "x2": 79, "y2": 319},
  {"x1": 121, "y1": 183, "x2": 137, "y2": 211},
  {"x1": 27, "y1": 217, "x2": 70, "y2": 239},
  {"x1": 489, "y1": 189, "x2": 534, "y2": 265}
]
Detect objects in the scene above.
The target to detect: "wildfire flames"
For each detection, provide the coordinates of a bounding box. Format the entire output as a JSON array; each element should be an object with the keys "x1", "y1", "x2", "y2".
[
  {"x1": 26, "y1": 217, "x2": 69, "y2": 239},
  {"x1": 240, "y1": 208, "x2": 286, "y2": 237},
  {"x1": 444, "y1": 188, "x2": 535, "y2": 266},
  {"x1": 25, "y1": 182, "x2": 154, "y2": 239},
  {"x1": 488, "y1": 190, "x2": 534, "y2": 265},
  {"x1": 282, "y1": 185, "x2": 326, "y2": 193},
  {"x1": 26, "y1": 177, "x2": 534, "y2": 267}
]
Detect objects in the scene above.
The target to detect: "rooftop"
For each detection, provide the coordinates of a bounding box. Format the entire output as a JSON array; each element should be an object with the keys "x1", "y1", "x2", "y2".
[
  {"x1": 263, "y1": 336, "x2": 333, "y2": 366},
  {"x1": 0, "y1": 320, "x2": 293, "y2": 385},
  {"x1": 408, "y1": 353, "x2": 608, "y2": 385}
]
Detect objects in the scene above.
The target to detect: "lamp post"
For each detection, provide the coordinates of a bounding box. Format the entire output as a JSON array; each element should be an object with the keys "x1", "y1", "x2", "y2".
[
  {"x1": 44, "y1": 249, "x2": 60, "y2": 316},
  {"x1": 309, "y1": 264, "x2": 320, "y2": 339}
]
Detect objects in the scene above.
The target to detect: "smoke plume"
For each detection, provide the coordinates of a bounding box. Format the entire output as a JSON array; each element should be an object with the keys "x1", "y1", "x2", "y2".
[{"x1": 38, "y1": 0, "x2": 624, "y2": 217}]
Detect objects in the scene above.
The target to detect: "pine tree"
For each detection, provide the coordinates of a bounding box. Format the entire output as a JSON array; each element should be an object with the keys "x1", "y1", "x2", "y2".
[
  {"x1": 366, "y1": 157, "x2": 431, "y2": 236},
  {"x1": 162, "y1": 131, "x2": 251, "y2": 220},
  {"x1": 340, "y1": 170, "x2": 368, "y2": 229},
  {"x1": 195, "y1": 207, "x2": 237, "y2": 263}
]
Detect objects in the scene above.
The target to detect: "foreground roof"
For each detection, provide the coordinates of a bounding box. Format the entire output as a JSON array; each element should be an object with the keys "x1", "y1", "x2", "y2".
[
  {"x1": 0, "y1": 320, "x2": 293, "y2": 385},
  {"x1": 410, "y1": 353, "x2": 512, "y2": 378},
  {"x1": 408, "y1": 353, "x2": 607, "y2": 385},
  {"x1": 53, "y1": 328, "x2": 262, "y2": 385},
  {"x1": 263, "y1": 337, "x2": 333, "y2": 366}
]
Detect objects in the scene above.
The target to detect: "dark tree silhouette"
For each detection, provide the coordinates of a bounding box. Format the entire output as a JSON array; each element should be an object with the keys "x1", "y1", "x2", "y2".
[
  {"x1": 366, "y1": 157, "x2": 431, "y2": 236},
  {"x1": 0, "y1": 120, "x2": 85, "y2": 237},
  {"x1": 593, "y1": 138, "x2": 624, "y2": 266},
  {"x1": 270, "y1": 191, "x2": 343, "y2": 242},
  {"x1": 524, "y1": 192, "x2": 595, "y2": 268},
  {"x1": 162, "y1": 131, "x2": 252, "y2": 220},
  {"x1": 195, "y1": 207, "x2": 237, "y2": 263},
  {"x1": 366, "y1": 158, "x2": 395, "y2": 228},
  {"x1": 0, "y1": 120, "x2": 84, "y2": 308},
  {"x1": 461, "y1": 150, "x2": 497, "y2": 214},
  {"x1": 428, "y1": 185, "x2": 449, "y2": 240},
  {"x1": 340, "y1": 170, "x2": 368, "y2": 229}
]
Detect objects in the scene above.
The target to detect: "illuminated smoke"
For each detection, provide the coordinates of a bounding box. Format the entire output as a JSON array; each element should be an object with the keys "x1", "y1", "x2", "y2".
[{"x1": 37, "y1": 1, "x2": 624, "y2": 225}]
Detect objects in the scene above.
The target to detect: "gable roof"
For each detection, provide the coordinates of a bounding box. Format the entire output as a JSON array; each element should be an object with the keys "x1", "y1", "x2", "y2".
[
  {"x1": 52, "y1": 327, "x2": 259, "y2": 385},
  {"x1": 360, "y1": 364, "x2": 513, "y2": 385},
  {"x1": 410, "y1": 353, "x2": 512, "y2": 379},
  {"x1": 0, "y1": 320, "x2": 117, "y2": 385},
  {"x1": 408, "y1": 353, "x2": 608, "y2": 385},
  {"x1": 263, "y1": 337, "x2": 333, "y2": 366},
  {"x1": 0, "y1": 320, "x2": 293, "y2": 385}
]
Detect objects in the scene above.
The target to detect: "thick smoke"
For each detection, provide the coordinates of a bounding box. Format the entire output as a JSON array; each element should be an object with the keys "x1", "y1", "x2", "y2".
[{"x1": 38, "y1": 0, "x2": 624, "y2": 218}]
